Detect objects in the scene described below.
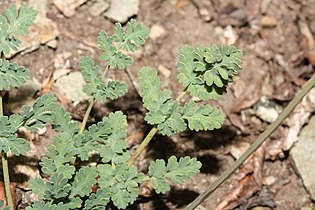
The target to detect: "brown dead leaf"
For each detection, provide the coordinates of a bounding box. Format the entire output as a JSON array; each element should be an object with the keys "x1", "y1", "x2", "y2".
[
  {"x1": 176, "y1": 0, "x2": 189, "y2": 10},
  {"x1": 284, "y1": 87, "x2": 315, "y2": 150},
  {"x1": 0, "y1": 182, "x2": 18, "y2": 208},
  {"x1": 215, "y1": 143, "x2": 266, "y2": 210},
  {"x1": 299, "y1": 20, "x2": 315, "y2": 66}
]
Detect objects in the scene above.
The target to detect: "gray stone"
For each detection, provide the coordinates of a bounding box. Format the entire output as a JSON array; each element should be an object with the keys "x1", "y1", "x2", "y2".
[
  {"x1": 254, "y1": 96, "x2": 282, "y2": 123},
  {"x1": 290, "y1": 115, "x2": 315, "y2": 201},
  {"x1": 89, "y1": 0, "x2": 110, "y2": 17},
  {"x1": 104, "y1": 0, "x2": 139, "y2": 23},
  {"x1": 54, "y1": 71, "x2": 88, "y2": 102}
]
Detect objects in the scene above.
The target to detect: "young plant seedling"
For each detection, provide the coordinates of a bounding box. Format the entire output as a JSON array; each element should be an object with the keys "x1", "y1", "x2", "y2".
[{"x1": 1, "y1": 3, "x2": 243, "y2": 210}]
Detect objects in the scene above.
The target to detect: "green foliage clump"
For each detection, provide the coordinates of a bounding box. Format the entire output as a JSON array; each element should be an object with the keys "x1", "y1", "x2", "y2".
[{"x1": 0, "y1": 3, "x2": 243, "y2": 209}]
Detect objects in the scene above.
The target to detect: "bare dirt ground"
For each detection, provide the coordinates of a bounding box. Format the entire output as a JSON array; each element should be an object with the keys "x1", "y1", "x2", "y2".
[{"x1": 1, "y1": 0, "x2": 315, "y2": 209}]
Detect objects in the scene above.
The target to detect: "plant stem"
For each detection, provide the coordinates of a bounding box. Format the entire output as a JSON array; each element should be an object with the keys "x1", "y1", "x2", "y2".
[
  {"x1": 128, "y1": 87, "x2": 188, "y2": 166},
  {"x1": 80, "y1": 64, "x2": 111, "y2": 134},
  {"x1": 128, "y1": 126, "x2": 158, "y2": 166},
  {"x1": 186, "y1": 73, "x2": 315, "y2": 210},
  {"x1": 80, "y1": 97, "x2": 95, "y2": 134},
  {"x1": 0, "y1": 95, "x2": 14, "y2": 210}
]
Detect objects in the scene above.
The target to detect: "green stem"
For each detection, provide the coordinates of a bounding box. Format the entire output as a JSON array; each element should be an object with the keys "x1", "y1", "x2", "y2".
[
  {"x1": 80, "y1": 97, "x2": 95, "y2": 134},
  {"x1": 0, "y1": 95, "x2": 14, "y2": 210},
  {"x1": 80, "y1": 64, "x2": 111, "y2": 134},
  {"x1": 128, "y1": 87, "x2": 188, "y2": 166},
  {"x1": 186, "y1": 73, "x2": 315, "y2": 210},
  {"x1": 128, "y1": 126, "x2": 158, "y2": 166}
]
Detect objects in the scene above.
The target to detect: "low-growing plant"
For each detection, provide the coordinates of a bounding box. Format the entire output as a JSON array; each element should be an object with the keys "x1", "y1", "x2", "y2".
[{"x1": 0, "y1": 3, "x2": 243, "y2": 210}]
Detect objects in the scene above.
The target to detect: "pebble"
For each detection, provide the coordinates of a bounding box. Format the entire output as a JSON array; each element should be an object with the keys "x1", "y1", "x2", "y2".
[
  {"x1": 54, "y1": 71, "x2": 89, "y2": 102},
  {"x1": 290, "y1": 115, "x2": 315, "y2": 201},
  {"x1": 149, "y1": 24, "x2": 168, "y2": 42},
  {"x1": 260, "y1": 16, "x2": 278, "y2": 27},
  {"x1": 104, "y1": 0, "x2": 139, "y2": 23},
  {"x1": 89, "y1": 0, "x2": 109, "y2": 17},
  {"x1": 254, "y1": 96, "x2": 282, "y2": 123},
  {"x1": 158, "y1": 65, "x2": 171, "y2": 78}
]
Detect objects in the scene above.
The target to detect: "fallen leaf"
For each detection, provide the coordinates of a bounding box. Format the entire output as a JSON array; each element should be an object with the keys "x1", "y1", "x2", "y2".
[
  {"x1": 0, "y1": 182, "x2": 18, "y2": 208},
  {"x1": 215, "y1": 143, "x2": 266, "y2": 210}
]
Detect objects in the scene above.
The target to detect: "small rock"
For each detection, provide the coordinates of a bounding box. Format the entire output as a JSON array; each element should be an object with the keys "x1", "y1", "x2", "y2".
[
  {"x1": 149, "y1": 24, "x2": 167, "y2": 42},
  {"x1": 263, "y1": 176, "x2": 276, "y2": 186},
  {"x1": 290, "y1": 115, "x2": 315, "y2": 201},
  {"x1": 260, "y1": 16, "x2": 278, "y2": 27},
  {"x1": 218, "y1": 25, "x2": 238, "y2": 45},
  {"x1": 218, "y1": 8, "x2": 248, "y2": 27},
  {"x1": 89, "y1": 0, "x2": 110, "y2": 17},
  {"x1": 53, "y1": 0, "x2": 87, "y2": 17},
  {"x1": 53, "y1": 68, "x2": 71, "y2": 80},
  {"x1": 104, "y1": 0, "x2": 139, "y2": 23},
  {"x1": 46, "y1": 39, "x2": 58, "y2": 49},
  {"x1": 158, "y1": 65, "x2": 171, "y2": 78},
  {"x1": 254, "y1": 96, "x2": 282, "y2": 123},
  {"x1": 54, "y1": 71, "x2": 88, "y2": 102}
]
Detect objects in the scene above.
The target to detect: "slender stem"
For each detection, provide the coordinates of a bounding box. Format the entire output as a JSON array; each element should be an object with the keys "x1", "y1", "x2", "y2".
[
  {"x1": 80, "y1": 97, "x2": 95, "y2": 134},
  {"x1": 0, "y1": 95, "x2": 14, "y2": 210},
  {"x1": 128, "y1": 126, "x2": 158, "y2": 166},
  {"x1": 176, "y1": 90, "x2": 187, "y2": 101},
  {"x1": 79, "y1": 64, "x2": 111, "y2": 134},
  {"x1": 128, "y1": 87, "x2": 188, "y2": 165},
  {"x1": 186, "y1": 73, "x2": 315, "y2": 210}
]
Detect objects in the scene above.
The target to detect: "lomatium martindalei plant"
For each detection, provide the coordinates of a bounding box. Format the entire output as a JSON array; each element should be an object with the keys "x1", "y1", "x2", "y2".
[{"x1": 0, "y1": 3, "x2": 242, "y2": 210}]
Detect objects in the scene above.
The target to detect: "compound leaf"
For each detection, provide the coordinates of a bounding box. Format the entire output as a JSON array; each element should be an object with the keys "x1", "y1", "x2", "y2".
[
  {"x1": 0, "y1": 59, "x2": 29, "y2": 91},
  {"x1": 84, "y1": 188, "x2": 111, "y2": 210},
  {"x1": 30, "y1": 177, "x2": 46, "y2": 199},
  {"x1": 69, "y1": 166, "x2": 98, "y2": 198},
  {"x1": 97, "y1": 31, "x2": 133, "y2": 69},
  {"x1": 113, "y1": 19, "x2": 149, "y2": 52},
  {"x1": 0, "y1": 3, "x2": 37, "y2": 54},
  {"x1": 51, "y1": 106, "x2": 79, "y2": 136},
  {"x1": 0, "y1": 135, "x2": 30, "y2": 156},
  {"x1": 80, "y1": 57, "x2": 128, "y2": 102},
  {"x1": 21, "y1": 93, "x2": 57, "y2": 132},
  {"x1": 0, "y1": 116, "x2": 30, "y2": 156},
  {"x1": 97, "y1": 163, "x2": 144, "y2": 209},
  {"x1": 139, "y1": 67, "x2": 187, "y2": 136},
  {"x1": 45, "y1": 172, "x2": 71, "y2": 200},
  {"x1": 149, "y1": 156, "x2": 201, "y2": 194},
  {"x1": 182, "y1": 101, "x2": 225, "y2": 131}
]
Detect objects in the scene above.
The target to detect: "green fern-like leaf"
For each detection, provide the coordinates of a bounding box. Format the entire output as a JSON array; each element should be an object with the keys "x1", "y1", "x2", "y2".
[
  {"x1": 178, "y1": 44, "x2": 242, "y2": 100},
  {"x1": 97, "y1": 19, "x2": 149, "y2": 69},
  {"x1": 0, "y1": 115, "x2": 30, "y2": 155},
  {"x1": 69, "y1": 166, "x2": 98, "y2": 198},
  {"x1": 97, "y1": 163, "x2": 144, "y2": 209},
  {"x1": 148, "y1": 156, "x2": 201, "y2": 194},
  {"x1": 182, "y1": 101, "x2": 225, "y2": 131},
  {"x1": 138, "y1": 67, "x2": 186, "y2": 136},
  {"x1": 84, "y1": 188, "x2": 111, "y2": 210},
  {"x1": 0, "y1": 3, "x2": 37, "y2": 54},
  {"x1": 113, "y1": 19, "x2": 150, "y2": 52},
  {"x1": 80, "y1": 56, "x2": 128, "y2": 102},
  {"x1": 20, "y1": 93, "x2": 57, "y2": 132},
  {"x1": 0, "y1": 59, "x2": 29, "y2": 91},
  {"x1": 97, "y1": 30, "x2": 133, "y2": 69},
  {"x1": 51, "y1": 106, "x2": 79, "y2": 136},
  {"x1": 44, "y1": 172, "x2": 72, "y2": 200},
  {"x1": 75, "y1": 111, "x2": 129, "y2": 163}
]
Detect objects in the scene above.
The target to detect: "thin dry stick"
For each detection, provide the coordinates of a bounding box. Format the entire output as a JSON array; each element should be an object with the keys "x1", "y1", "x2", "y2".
[{"x1": 186, "y1": 73, "x2": 315, "y2": 210}]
